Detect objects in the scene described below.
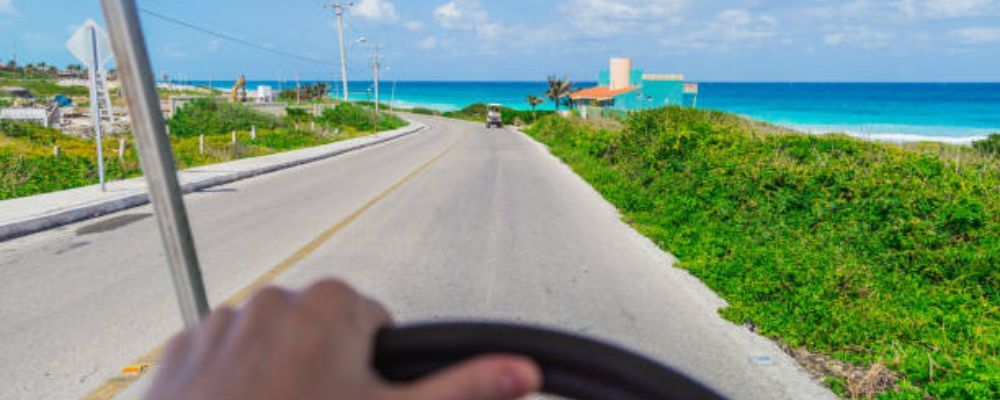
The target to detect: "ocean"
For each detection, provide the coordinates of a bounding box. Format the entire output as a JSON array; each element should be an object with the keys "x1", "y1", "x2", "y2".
[{"x1": 189, "y1": 80, "x2": 1000, "y2": 143}]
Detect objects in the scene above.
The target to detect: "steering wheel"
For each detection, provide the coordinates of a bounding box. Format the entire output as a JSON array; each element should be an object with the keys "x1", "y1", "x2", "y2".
[{"x1": 374, "y1": 322, "x2": 728, "y2": 400}]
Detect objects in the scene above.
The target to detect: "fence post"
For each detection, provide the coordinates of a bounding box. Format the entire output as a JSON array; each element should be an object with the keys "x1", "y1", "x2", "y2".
[
  {"x1": 118, "y1": 136, "x2": 126, "y2": 160},
  {"x1": 311, "y1": 121, "x2": 316, "y2": 131},
  {"x1": 199, "y1": 134, "x2": 205, "y2": 154},
  {"x1": 53, "y1": 145, "x2": 60, "y2": 157},
  {"x1": 250, "y1": 125, "x2": 256, "y2": 140},
  {"x1": 231, "y1": 130, "x2": 237, "y2": 145}
]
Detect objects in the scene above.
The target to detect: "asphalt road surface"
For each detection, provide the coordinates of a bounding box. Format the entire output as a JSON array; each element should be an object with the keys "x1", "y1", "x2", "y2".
[{"x1": 0, "y1": 114, "x2": 834, "y2": 400}]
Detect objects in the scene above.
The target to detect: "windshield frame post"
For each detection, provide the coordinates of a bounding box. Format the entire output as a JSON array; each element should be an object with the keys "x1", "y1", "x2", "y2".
[{"x1": 100, "y1": 0, "x2": 210, "y2": 327}]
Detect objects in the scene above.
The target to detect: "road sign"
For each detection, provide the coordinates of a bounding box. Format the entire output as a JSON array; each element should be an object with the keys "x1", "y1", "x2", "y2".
[
  {"x1": 67, "y1": 20, "x2": 113, "y2": 69},
  {"x1": 67, "y1": 19, "x2": 114, "y2": 191}
]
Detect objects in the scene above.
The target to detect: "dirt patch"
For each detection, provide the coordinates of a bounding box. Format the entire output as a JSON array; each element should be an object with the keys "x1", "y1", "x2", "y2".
[{"x1": 783, "y1": 345, "x2": 899, "y2": 399}]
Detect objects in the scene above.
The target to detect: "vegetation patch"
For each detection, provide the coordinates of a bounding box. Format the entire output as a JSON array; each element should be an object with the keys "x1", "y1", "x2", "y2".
[
  {"x1": 167, "y1": 98, "x2": 283, "y2": 137},
  {"x1": 316, "y1": 102, "x2": 406, "y2": 132},
  {"x1": 1, "y1": 120, "x2": 372, "y2": 200},
  {"x1": 443, "y1": 103, "x2": 554, "y2": 126},
  {"x1": 524, "y1": 108, "x2": 998, "y2": 399},
  {"x1": 408, "y1": 107, "x2": 440, "y2": 116},
  {"x1": 973, "y1": 134, "x2": 999, "y2": 158}
]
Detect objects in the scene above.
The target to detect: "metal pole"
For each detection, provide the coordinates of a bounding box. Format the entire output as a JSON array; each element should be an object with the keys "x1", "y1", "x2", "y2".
[
  {"x1": 390, "y1": 79, "x2": 396, "y2": 112},
  {"x1": 100, "y1": 70, "x2": 115, "y2": 128},
  {"x1": 373, "y1": 44, "x2": 380, "y2": 117},
  {"x1": 101, "y1": 0, "x2": 210, "y2": 327},
  {"x1": 325, "y1": 3, "x2": 352, "y2": 102},
  {"x1": 88, "y1": 26, "x2": 106, "y2": 192}
]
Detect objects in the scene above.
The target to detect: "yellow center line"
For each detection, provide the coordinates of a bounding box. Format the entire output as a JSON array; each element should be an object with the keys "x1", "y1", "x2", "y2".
[{"x1": 83, "y1": 131, "x2": 467, "y2": 400}]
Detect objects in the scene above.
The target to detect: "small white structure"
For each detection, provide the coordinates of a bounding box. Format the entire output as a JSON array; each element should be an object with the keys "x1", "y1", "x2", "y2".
[
  {"x1": 254, "y1": 85, "x2": 274, "y2": 103},
  {"x1": 0, "y1": 105, "x2": 62, "y2": 128}
]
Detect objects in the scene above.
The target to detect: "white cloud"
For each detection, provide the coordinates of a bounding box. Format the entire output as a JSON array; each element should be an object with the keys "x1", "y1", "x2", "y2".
[
  {"x1": 560, "y1": 0, "x2": 687, "y2": 35},
  {"x1": 351, "y1": 0, "x2": 399, "y2": 23},
  {"x1": 205, "y1": 38, "x2": 222, "y2": 53},
  {"x1": 433, "y1": 0, "x2": 507, "y2": 40},
  {"x1": 434, "y1": 0, "x2": 488, "y2": 30},
  {"x1": 823, "y1": 26, "x2": 894, "y2": 49},
  {"x1": 419, "y1": 36, "x2": 437, "y2": 49},
  {"x1": 661, "y1": 8, "x2": 779, "y2": 52},
  {"x1": 161, "y1": 43, "x2": 187, "y2": 59},
  {"x1": 921, "y1": 0, "x2": 996, "y2": 18},
  {"x1": 404, "y1": 21, "x2": 423, "y2": 31},
  {"x1": 0, "y1": 0, "x2": 16, "y2": 15},
  {"x1": 949, "y1": 26, "x2": 1000, "y2": 43},
  {"x1": 800, "y1": 0, "x2": 997, "y2": 22}
]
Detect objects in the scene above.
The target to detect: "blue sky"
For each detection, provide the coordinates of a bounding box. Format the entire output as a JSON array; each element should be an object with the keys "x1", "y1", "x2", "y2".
[{"x1": 1, "y1": 0, "x2": 999, "y2": 82}]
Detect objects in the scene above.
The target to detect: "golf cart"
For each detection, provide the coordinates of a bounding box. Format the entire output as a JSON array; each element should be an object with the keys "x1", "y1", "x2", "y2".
[
  {"x1": 100, "y1": 1, "x2": 727, "y2": 399},
  {"x1": 486, "y1": 103, "x2": 503, "y2": 129}
]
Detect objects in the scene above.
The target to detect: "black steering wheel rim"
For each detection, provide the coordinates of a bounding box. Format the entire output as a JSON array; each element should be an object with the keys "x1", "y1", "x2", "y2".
[{"x1": 374, "y1": 322, "x2": 727, "y2": 400}]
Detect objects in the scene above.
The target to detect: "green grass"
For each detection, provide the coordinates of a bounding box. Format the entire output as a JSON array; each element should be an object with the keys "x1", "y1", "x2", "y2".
[
  {"x1": 442, "y1": 103, "x2": 555, "y2": 126},
  {"x1": 407, "y1": 107, "x2": 440, "y2": 116},
  {"x1": 524, "y1": 108, "x2": 998, "y2": 399},
  {"x1": 0, "y1": 77, "x2": 89, "y2": 98},
  {"x1": 0, "y1": 120, "x2": 373, "y2": 200},
  {"x1": 2, "y1": 99, "x2": 410, "y2": 200},
  {"x1": 316, "y1": 102, "x2": 407, "y2": 132},
  {"x1": 168, "y1": 98, "x2": 285, "y2": 137},
  {"x1": 973, "y1": 134, "x2": 1000, "y2": 158}
]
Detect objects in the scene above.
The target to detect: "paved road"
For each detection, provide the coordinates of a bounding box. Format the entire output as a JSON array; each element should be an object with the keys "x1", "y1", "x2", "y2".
[{"x1": 0, "y1": 115, "x2": 834, "y2": 400}]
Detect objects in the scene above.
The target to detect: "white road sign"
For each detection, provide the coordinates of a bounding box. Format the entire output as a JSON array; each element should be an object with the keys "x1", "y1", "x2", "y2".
[{"x1": 66, "y1": 19, "x2": 113, "y2": 69}]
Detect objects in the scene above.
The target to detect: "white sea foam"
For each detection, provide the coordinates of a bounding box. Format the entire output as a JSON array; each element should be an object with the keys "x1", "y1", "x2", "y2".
[
  {"x1": 390, "y1": 99, "x2": 459, "y2": 112},
  {"x1": 782, "y1": 124, "x2": 990, "y2": 145}
]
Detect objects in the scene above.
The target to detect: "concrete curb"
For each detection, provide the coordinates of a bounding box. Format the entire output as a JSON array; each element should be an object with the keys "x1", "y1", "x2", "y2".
[{"x1": 0, "y1": 121, "x2": 427, "y2": 242}]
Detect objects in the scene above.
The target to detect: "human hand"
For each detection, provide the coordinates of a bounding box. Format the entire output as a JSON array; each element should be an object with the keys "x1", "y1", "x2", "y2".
[{"x1": 146, "y1": 279, "x2": 541, "y2": 400}]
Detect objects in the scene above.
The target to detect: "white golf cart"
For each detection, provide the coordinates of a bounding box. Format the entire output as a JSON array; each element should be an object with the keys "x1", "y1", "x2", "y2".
[{"x1": 486, "y1": 103, "x2": 503, "y2": 129}]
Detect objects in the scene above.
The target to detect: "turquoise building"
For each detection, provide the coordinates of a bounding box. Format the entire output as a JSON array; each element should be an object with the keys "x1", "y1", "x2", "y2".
[{"x1": 571, "y1": 58, "x2": 697, "y2": 112}]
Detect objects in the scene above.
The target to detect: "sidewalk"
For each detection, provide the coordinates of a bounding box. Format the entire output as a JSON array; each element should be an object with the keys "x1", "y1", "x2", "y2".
[{"x1": 0, "y1": 121, "x2": 427, "y2": 242}]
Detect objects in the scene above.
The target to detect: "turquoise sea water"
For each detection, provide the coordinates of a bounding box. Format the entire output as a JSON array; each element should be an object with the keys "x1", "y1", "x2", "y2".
[{"x1": 191, "y1": 80, "x2": 1000, "y2": 143}]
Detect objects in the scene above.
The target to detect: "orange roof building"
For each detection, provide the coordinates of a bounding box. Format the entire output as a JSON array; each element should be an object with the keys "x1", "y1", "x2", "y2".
[
  {"x1": 570, "y1": 86, "x2": 640, "y2": 101},
  {"x1": 569, "y1": 57, "x2": 695, "y2": 111}
]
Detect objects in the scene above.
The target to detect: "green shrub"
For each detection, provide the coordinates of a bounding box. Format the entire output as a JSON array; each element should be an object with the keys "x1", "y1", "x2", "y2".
[
  {"x1": 285, "y1": 107, "x2": 313, "y2": 123},
  {"x1": 317, "y1": 102, "x2": 406, "y2": 132},
  {"x1": 1, "y1": 119, "x2": 381, "y2": 200},
  {"x1": 526, "y1": 107, "x2": 999, "y2": 399},
  {"x1": 973, "y1": 133, "x2": 999, "y2": 157},
  {"x1": 442, "y1": 103, "x2": 555, "y2": 125},
  {"x1": 409, "y1": 107, "x2": 439, "y2": 116},
  {"x1": 168, "y1": 98, "x2": 283, "y2": 137}
]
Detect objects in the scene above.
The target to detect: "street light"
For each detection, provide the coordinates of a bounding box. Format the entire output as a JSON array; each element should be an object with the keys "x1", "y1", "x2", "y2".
[{"x1": 354, "y1": 36, "x2": 380, "y2": 124}]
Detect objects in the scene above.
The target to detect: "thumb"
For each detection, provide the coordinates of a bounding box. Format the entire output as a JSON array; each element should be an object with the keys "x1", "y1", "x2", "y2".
[{"x1": 399, "y1": 355, "x2": 542, "y2": 400}]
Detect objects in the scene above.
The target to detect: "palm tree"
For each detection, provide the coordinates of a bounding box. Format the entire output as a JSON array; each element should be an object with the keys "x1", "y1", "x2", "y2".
[
  {"x1": 526, "y1": 95, "x2": 544, "y2": 118},
  {"x1": 545, "y1": 75, "x2": 573, "y2": 111}
]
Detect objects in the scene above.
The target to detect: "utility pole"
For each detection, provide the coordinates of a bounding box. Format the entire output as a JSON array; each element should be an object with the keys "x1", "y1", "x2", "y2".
[
  {"x1": 373, "y1": 44, "x2": 379, "y2": 117},
  {"x1": 324, "y1": 2, "x2": 352, "y2": 102},
  {"x1": 295, "y1": 71, "x2": 301, "y2": 104},
  {"x1": 390, "y1": 79, "x2": 397, "y2": 112}
]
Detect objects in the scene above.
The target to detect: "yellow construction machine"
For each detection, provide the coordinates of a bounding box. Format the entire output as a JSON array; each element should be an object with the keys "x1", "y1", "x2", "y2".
[{"x1": 230, "y1": 75, "x2": 247, "y2": 103}]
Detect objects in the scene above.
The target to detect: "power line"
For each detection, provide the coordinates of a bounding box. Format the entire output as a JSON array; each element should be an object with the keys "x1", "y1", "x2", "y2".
[
  {"x1": 137, "y1": 7, "x2": 339, "y2": 67},
  {"x1": 142, "y1": 0, "x2": 264, "y2": 44}
]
